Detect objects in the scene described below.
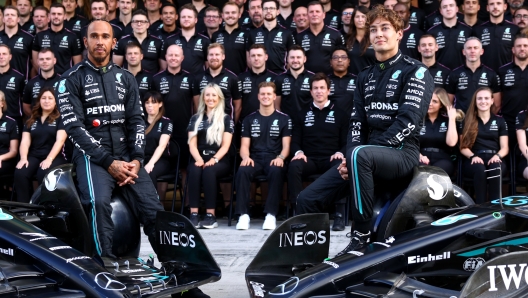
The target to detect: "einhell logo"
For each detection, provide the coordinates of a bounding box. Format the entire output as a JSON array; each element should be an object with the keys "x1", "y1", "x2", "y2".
[
  {"x1": 488, "y1": 263, "x2": 528, "y2": 291},
  {"x1": 159, "y1": 231, "x2": 196, "y2": 248},
  {"x1": 408, "y1": 251, "x2": 451, "y2": 264},
  {"x1": 279, "y1": 230, "x2": 326, "y2": 247},
  {"x1": 0, "y1": 247, "x2": 13, "y2": 256}
]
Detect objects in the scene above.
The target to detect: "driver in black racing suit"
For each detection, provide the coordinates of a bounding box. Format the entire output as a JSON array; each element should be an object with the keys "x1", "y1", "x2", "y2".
[{"x1": 295, "y1": 5, "x2": 434, "y2": 257}]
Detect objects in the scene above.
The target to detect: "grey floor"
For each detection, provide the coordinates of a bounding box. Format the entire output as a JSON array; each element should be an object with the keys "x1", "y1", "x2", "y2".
[{"x1": 139, "y1": 218, "x2": 349, "y2": 298}]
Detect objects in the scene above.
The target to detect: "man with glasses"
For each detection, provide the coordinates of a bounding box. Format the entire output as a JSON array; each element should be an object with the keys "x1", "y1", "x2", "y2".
[
  {"x1": 340, "y1": 4, "x2": 354, "y2": 35},
  {"x1": 32, "y1": 3, "x2": 82, "y2": 75},
  {"x1": 153, "y1": 4, "x2": 180, "y2": 40},
  {"x1": 506, "y1": 0, "x2": 524, "y2": 21},
  {"x1": 113, "y1": 9, "x2": 165, "y2": 73},
  {"x1": 203, "y1": 6, "x2": 222, "y2": 39},
  {"x1": 110, "y1": 0, "x2": 136, "y2": 36},
  {"x1": 247, "y1": 0, "x2": 294, "y2": 74},
  {"x1": 513, "y1": 6, "x2": 528, "y2": 29},
  {"x1": 212, "y1": 2, "x2": 248, "y2": 75},
  {"x1": 472, "y1": 0, "x2": 519, "y2": 71},
  {"x1": 328, "y1": 48, "x2": 356, "y2": 115}
]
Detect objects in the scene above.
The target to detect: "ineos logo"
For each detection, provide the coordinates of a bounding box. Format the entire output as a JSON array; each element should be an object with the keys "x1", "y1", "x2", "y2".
[
  {"x1": 94, "y1": 272, "x2": 126, "y2": 291},
  {"x1": 278, "y1": 230, "x2": 326, "y2": 247}
]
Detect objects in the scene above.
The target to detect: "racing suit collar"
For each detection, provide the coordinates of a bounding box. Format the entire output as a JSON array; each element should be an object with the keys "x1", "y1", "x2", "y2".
[
  {"x1": 84, "y1": 59, "x2": 114, "y2": 73},
  {"x1": 375, "y1": 51, "x2": 403, "y2": 71}
]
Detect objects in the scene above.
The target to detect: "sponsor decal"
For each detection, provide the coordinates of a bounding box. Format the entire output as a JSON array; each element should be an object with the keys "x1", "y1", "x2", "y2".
[
  {"x1": 372, "y1": 242, "x2": 391, "y2": 248},
  {"x1": 86, "y1": 104, "x2": 125, "y2": 115},
  {"x1": 488, "y1": 263, "x2": 528, "y2": 291},
  {"x1": 49, "y1": 246, "x2": 71, "y2": 251},
  {"x1": 464, "y1": 257, "x2": 485, "y2": 271},
  {"x1": 0, "y1": 247, "x2": 13, "y2": 256},
  {"x1": 323, "y1": 260, "x2": 339, "y2": 268},
  {"x1": 278, "y1": 230, "x2": 327, "y2": 247},
  {"x1": 94, "y1": 272, "x2": 127, "y2": 291},
  {"x1": 415, "y1": 67, "x2": 427, "y2": 79},
  {"x1": 408, "y1": 251, "x2": 451, "y2": 264},
  {"x1": 0, "y1": 208, "x2": 13, "y2": 220},
  {"x1": 491, "y1": 196, "x2": 528, "y2": 206},
  {"x1": 158, "y1": 231, "x2": 196, "y2": 247},
  {"x1": 348, "y1": 251, "x2": 364, "y2": 256},
  {"x1": 427, "y1": 174, "x2": 449, "y2": 200},
  {"x1": 385, "y1": 236, "x2": 395, "y2": 243},
  {"x1": 250, "y1": 281, "x2": 266, "y2": 297},
  {"x1": 44, "y1": 169, "x2": 64, "y2": 191},
  {"x1": 66, "y1": 256, "x2": 91, "y2": 263},
  {"x1": 58, "y1": 80, "x2": 66, "y2": 93},
  {"x1": 431, "y1": 214, "x2": 477, "y2": 226},
  {"x1": 391, "y1": 70, "x2": 401, "y2": 79}
]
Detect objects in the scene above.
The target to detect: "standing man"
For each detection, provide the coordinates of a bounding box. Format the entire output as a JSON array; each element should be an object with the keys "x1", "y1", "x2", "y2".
[
  {"x1": 0, "y1": 44, "x2": 25, "y2": 129},
  {"x1": 55, "y1": 20, "x2": 166, "y2": 263},
  {"x1": 235, "y1": 0, "x2": 251, "y2": 27},
  {"x1": 0, "y1": 6, "x2": 34, "y2": 79},
  {"x1": 513, "y1": 7, "x2": 528, "y2": 30},
  {"x1": 274, "y1": 45, "x2": 314, "y2": 119},
  {"x1": 239, "y1": 44, "x2": 277, "y2": 121},
  {"x1": 394, "y1": 3, "x2": 423, "y2": 60},
  {"x1": 341, "y1": 4, "x2": 355, "y2": 35},
  {"x1": 235, "y1": 81, "x2": 291, "y2": 230},
  {"x1": 427, "y1": 0, "x2": 472, "y2": 70},
  {"x1": 81, "y1": 0, "x2": 124, "y2": 46},
  {"x1": 105, "y1": 0, "x2": 118, "y2": 21},
  {"x1": 193, "y1": 43, "x2": 242, "y2": 122},
  {"x1": 153, "y1": 4, "x2": 180, "y2": 41},
  {"x1": 33, "y1": 6, "x2": 51, "y2": 35},
  {"x1": 244, "y1": 0, "x2": 264, "y2": 30},
  {"x1": 145, "y1": 0, "x2": 163, "y2": 30},
  {"x1": 212, "y1": 1, "x2": 248, "y2": 75},
  {"x1": 32, "y1": 3, "x2": 83, "y2": 75},
  {"x1": 110, "y1": 0, "x2": 136, "y2": 36},
  {"x1": 113, "y1": 10, "x2": 165, "y2": 74},
  {"x1": 277, "y1": 0, "x2": 296, "y2": 31},
  {"x1": 295, "y1": 1, "x2": 344, "y2": 75},
  {"x1": 461, "y1": 0, "x2": 482, "y2": 27},
  {"x1": 506, "y1": 0, "x2": 524, "y2": 20},
  {"x1": 17, "y1": 0, "x2": 34, "y2": 35},
  {"x1": 446, "y1": 37, "x2": 501, "y2": 113},
  {"x1": 320, "y1": 0, "x2": 341, "y2": 30},
  {"x1": 247, "y1": 0, "x2": 295, "y2": 74},
  {"x1": 328, "y1": 47, "x2": 356, "y2": 115},
  {"x1": 161, "y1": 4, "x2": 211, "y2": 74},
  {"x1": 125, "y1": 42, "x2": 152, "y2": 100},
  {"x1": 293, "y1": 6, "x2": 309, "y2": 36},
  {"x1": 23, "y1": 49, "x2": 61, "y2": 115},
  {"x1": 63, "y1": 0, "x2": 89, "y2": 39},
  {"x1": 203, "y1": 6, "x2": 223, "y2": 39},
  {"x1": 472, "y1": 0, "x2": 519, "y2": 72},
  {"x1": 398, "y1": 0, "x2": 426, "y2": 31},
  {"x1": 418, "y1": 34, "x2": 451, "y2": 88}
]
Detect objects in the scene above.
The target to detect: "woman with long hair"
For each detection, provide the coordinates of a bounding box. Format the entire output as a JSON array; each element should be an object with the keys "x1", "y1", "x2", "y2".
[
  {"x1": 345, "y1": 6, "x2": 376, "y2": 75},
  {"x1": 143, "y1": 91, "x2": 173, "y2": 200},
  {"x1": 14, "y1": 87, "x2": 67, "y2": 203},
  {"x1": 187, "y1": 83, "x2": 234, "y2": 229},
  {"x1": 0, "y1": 90, "x2": 19, "y2": 176},
  {"x1": 419, "y1": 87, "x2": 464, "y2": 176},
  {"x1": 460, "y1": 87, "x2": 508, "y2": 203}
]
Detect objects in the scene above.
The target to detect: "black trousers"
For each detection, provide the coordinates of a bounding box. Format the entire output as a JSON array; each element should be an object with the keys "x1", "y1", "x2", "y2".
[
  {"x1": 145, "y1": 156, "x2": 173, "y2": 185},
  {"x1": 420, "y1": 151, "x2": 454, "y2": 176},
  {"x1": 462, "y1": 153, "x2": 506, "y2": 204},
  {"x1": 187, "y1": 156, "x2": 231, "y2": 210},
  {"x1": 74, "y1": 154, "x2": 164, "y2": 257},
  {"x1": 0, "y1": 158, "x2": 16, "y2": 176},
  {"x1": 288, "y1": 156, "x2": 342, "y2": 204},
  {"x1": 14, "y1": 156, "x2": 67, "y2": 203},
  {"x1": 235, "y1": 154, "x2": 285, "y2": 216}
]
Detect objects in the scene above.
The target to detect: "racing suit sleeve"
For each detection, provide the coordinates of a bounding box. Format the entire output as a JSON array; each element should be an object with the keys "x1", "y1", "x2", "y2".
[
  {"x1": 348, "y1": 72, "x2": 369, "y2": 150},
  {"x1": 124, "y1": 74, "x2": 145, "y2": 164},
  {"x1": 55, "y1": 74, "x2": 115, "y2": 169},
  {"x1": 375, "y1": 67, "x2": 434, "y2": 147}
]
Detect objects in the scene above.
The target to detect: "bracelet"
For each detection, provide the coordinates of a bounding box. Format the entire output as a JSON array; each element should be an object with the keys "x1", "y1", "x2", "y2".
[
  {"x1": 470, "y1": 155, "x2": 477, "y2": 160},
  {"x1": 277, "y1": 154, "x2": 285, "y2": 160},
  {"x1": 495, "y1": 153, "x2": 502, "y2": 160}
]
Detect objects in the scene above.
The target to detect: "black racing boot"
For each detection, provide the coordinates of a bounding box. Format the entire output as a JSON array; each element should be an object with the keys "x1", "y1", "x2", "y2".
[
  {"x1": 332, "y1": 212, "x2": 345, "y2": 231},
  {"x1": 334, "y1": 230, "x2": 370, "y2": 258}
]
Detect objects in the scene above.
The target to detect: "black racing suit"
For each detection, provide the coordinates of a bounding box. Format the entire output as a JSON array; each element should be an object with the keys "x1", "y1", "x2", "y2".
[
  {"x1": 55, "y1": 59, "x2": 164, "y2": 257},
  {"x1": 296, "y1": 51, "x2": 434, "y2": 232}
]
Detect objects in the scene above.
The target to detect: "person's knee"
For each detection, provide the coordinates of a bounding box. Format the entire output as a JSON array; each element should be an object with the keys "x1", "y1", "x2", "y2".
[
  {"x1": 268, "y1": 165, "x2": 283, "y2": 176},
  {"x1": 288, "y1": 159, "x2": 304, "y2": 173}
]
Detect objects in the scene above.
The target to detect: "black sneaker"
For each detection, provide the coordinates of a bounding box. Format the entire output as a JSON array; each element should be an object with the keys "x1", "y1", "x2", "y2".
[
  {"x1": 334, "y1": 230, "x2": 370, "y2": 258},
  {"x1": 189, "y1": 212, "x2": 200, "y2": 228},
  {"x1": 332, "y1": 213, "x2": 345, "y2": 231},
  {"x1": 201, "y1": 213, "x2": 218, "y2": 229}
]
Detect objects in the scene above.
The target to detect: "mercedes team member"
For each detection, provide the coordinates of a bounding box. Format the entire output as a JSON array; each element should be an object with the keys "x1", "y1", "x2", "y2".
[
  {"x1": 0, "y1": 6, "x2": 35, "y2": 79},
  {"x1": 296, "y1": 5, "x2": 434, "y2": 257},
  {"x1": 55, "y1": 20, "x2": 165, "y2": 261},
  {"x1": 0, "y1": 44, "x2": 26, "y2": 130},
  {"x1": 124, "y1": 42, "x2": 152, "y2": 100},
  {"x1": 418, "y1": 34, "x2": 451, "y2": 89},
  {"x1": 328, "y1": 47, "x2": 357, "y2": 115},
  {"x1": 394, "y1": 3, "x2": 423, "y2": 60},
  {"x1": 23, "y1": 49, "x2": 61, "y2": 116}
]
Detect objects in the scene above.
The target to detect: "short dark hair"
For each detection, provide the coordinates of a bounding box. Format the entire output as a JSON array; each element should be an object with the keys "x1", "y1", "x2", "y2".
[
  {"x1": 161, "y1": 3, "x2": 177, "y2": 14},
  {"x1": 310, "y1": 72, "x2": 330, "y2": 90},
  {"x1": 262, "y1": 0, "x2": 279, "y2": 9},
  {"x1": 249, "y1": 44, "x2": 267, "y2": 54},
  {"x1": 0, "y1": 44, "x2": 11, "y2": 54},
  {"x1": 179, "y1": 3, "x2": 198, "y2": 17},
  {"x1": 514, "y1": 33, "x2": 528, "y2": 44},
  {"x1": 307, "y1": 1, "x2": 324, "y2": 11},
  {"x1": 125, "y1": 41, "x2": 143, "y2": 54},
  {"x1": 38, "y1": 48, "x2": 55, "y2": 56},
  {"x1": 288, "y1": 44, "x2": 306, "y2": 56},
  {"x1": 91, "y1": 0, "x2": 108, "y2": 10},
  {"x1": 258, "y1": 81, "x2": 276, "y2": 93},
  {"x1": 332, "y1": 46, "x2": 348, "y2": 56},
  {"x1": 514, "y1": 6, "x2": 528, "y2": 15},
  {"x1": 205, "y1": 5, "x2": 220, "y2": 15},
  {"x1": 341, "y1": 3, "x2": 355, "y2": 10},
  {"x1": 132, "y1": 9, "x2": 149, "y2": 21},
  {"x1": 4, "y1": 5, "x2": 19, "y2": 17},
  {"x1": 49, "y1": 3, "x2": 65, "y2": 11},
  {"x1": 33, "y1": 5, "x2": 49, "y2": 15}
]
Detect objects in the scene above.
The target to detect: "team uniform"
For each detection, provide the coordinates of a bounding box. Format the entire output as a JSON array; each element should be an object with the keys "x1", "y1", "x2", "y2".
[
  {"x1": 193, "y1": 67, "x2": 242, "y2": 119},
  {"x1": 324, "y1": 9, "x2": 342, "y2": 31},
  {"x1": 409, "y1": 7, "x2": 427, "y2": 31},
  {"x1": 23, "y1": 72, "x2": 61, "y2": 108},
  {"x1": 427, "y1": 62, "x2": 450, "y2": 89},
  {"x1": 498, "y1": 62, "x2": 528, "y2": 147},
  {"x1": 0, "y1": 28, "x2": 34, "y2": 78},
  {"x1": 20, "y1": 20, "x2": 36, "y2": 36},
  {"x1": 80, "y1": 22, "x2": 123, "y2": 51},
  {"x1": 400, "y1": 25, "x2": 423, "y2": 60},
  {"x1": 235, "y1": 110, "x2": 292, "y2": 216},
  {"x1": 152, "y1": 27, "x2": 180, "y2": 41},
  {"x1": 161, "y1": 32, "x2": 211, "y2": 74},
  {"x1": 238, "y1": 69, "x2": 277, "y2": 120},
  {"x1": 0, "y1": 115, "x2": 19, "y2": 175},
  {"x1": 32, "y1": 28, "x2": 82, "y2": 75},
  {"x1": 295, "y1": 26, "x2": 345, "y2": 74},
  {"x1": 246, "y1": 24, "x2": 295, "y2": 74},
  {"x1": 347, "y1": 41, "x2": 376, "y2": 76},
  {"x1": 113, "y1": 34, "x2": 164, "y2": 73},
  {"x1": 0, "y1": 67, "x2": 26, "y2": 128},
  {"x1": 211, "y1": 27, "x2": 248, "y2": 75},
  {"x1": 461, "y1": 114, "x2": 507, "y2": 204},
  {"x1": 64, "y1": 15, "x2": 89, "y2": 40},
  {"x1": 427, "y1": 21, "x2": 472, "y2": 70},
  {"x1": 109, "y1": 18, "x2": 133, "y2": 37},
  {"x1": 274, "y1": 68, "x2": 314, "y2": 120},
  {"x1": 516, "y1": 110, "x2": 528, "y2": 177},
  {"x1": 446, "y1": 64, "x2": 500, "y2": 112},
  {"x1": 419, "y1": 0, "x2": 439, "y2": 16},
  {"x1": 277, "y1": 14, "x2": 296, "y2": 32},
  {"x1": 472, "y1": 20, "x2": 519, "y2": 72},
  {"x1": 328, "y1": 72, "x2": 357, "y2": 115},
  {"x1": 14, "y1": 117, "x2": 67, "y2": 203},
  {"x1": 419, "y1": 114, "x2": 456, "y2": 175},
  {"x1": 133, "y1": 69, "x2": 152, "y2": 100},
  {"x1": 144, "y1": 116, "x2": 173, "y2": 184},
  {"x1": 55, "y1": 59, "x2": 164, "y2": 258}
]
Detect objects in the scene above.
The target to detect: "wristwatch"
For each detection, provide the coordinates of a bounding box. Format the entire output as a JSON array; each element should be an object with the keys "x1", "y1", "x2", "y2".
[
  {"x1": 213, "y1": 157, "x2": 219, "y2": 164},
  {"x1": 277, "y1": 154, "x2": 285, "y2": 160}
]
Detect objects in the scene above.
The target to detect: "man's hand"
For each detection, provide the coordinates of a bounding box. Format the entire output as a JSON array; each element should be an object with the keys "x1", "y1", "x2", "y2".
[
  {"x1": 419, "y1": 154, "x2": 430, "y2": 165},
  {"x1": 330, "y1": 152, "x2": 344, "y2": 161},
  {"x1": 270, "y1": 157, "x2": 284, "y2": 167},
  {"x1": 337, "y1": 160, "x2": 348, "y2": 180},
  {"x1": 240, "y1": 157, "x2": 254, "y2": 167},
  {"x1": 291, "y1": 152, "x2": 307, "y2": 162},
  {"x1": 108, "y1": 160, "x2": 139, "y2": 186}
]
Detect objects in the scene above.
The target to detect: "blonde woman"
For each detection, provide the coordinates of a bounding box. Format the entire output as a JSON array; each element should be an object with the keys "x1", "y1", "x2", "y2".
[
  {"x1": 187, "y1": 83, "x2": 234, "y2": 229},
  {"x1": 0, "y1": 90, "x2": 19, "y2": 176}
]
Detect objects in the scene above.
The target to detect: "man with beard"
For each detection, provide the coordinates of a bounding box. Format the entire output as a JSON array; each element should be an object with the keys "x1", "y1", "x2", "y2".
[
  {"x1": 513, "y1": 6, "x2": 528, "y2": 29},
  {"x1": 145, "y1": 0, "x2": 163, "y2": 30},
  {"x1": 472, "y1": 0, "x2": 519, "y2": 72},
  {"x1": 17, "y1": 0, "x2": 34, "y2": 35},
  {"x1": 277, "y1": 0, "x2": 296, "y2": 31},
  {"x1": 244, "y1": 0, "x2": 264, "y2": 30},
  {"x1": 418, "y1": 34, "x2": 450, "y2": 88},
  {"x1": 32, "y1": 3, "x2": 82, "y2": 75},
  {"x1": 398, "y1": 0, "x2": 426, "y2": 31},
  {"x1": 0, "y1": 6, "x2": 35, "y2": 79},
  {"x1": 203, "y1": 6, "x2": 222, "y2": 39},
  {"x1": 461, "y1": 0, "x2": 482, "y2": 27},
  {"x1": 106, "y1": 0, "x2": 118, "y2": 21},
  {"x1": 110, "y1": 0, "x2": 136, "y2": 37},
  {"x1": 125, "y1": 42, "x2": 152, "y2": 100},
  {"x1": 113, "y1": 10, "x2": 164, "y2": 74},
  {"x1": 293, "y1": 6, "x2": 308, "y2": 36},
  {"x1": 247, "y1": 0, "x2": 294, "y2": 74},
  {"x1": 394, "y1": 3, "x2": 423, "y2": 60},
  {"x1": 320, "y1": 0, "x2": 341, "y2": 30},
  {"x1": 274, "y1": 45, "x2": 313, "y2": 120},
  {"x1": 33, "y1": 6, "x2": 50, "y2": 34},
  {"x1": 340, "y1": 4, "x2": 354, "y2": 35},
  {"x1": 212, "y1": 2, "x2": 248, "y2": 75},
  {"x1": 161, "y1": 4, "x2": 211, "y2": 74},
  {"x1": 80, "y1": 0, "x2": 123, "y2": 52},
  {"x1": 498, "y1": 34, "x2": 528, "y2": 149},
  {"x1": 63, "y1": 0, "x2": 89, "y2": 39},
  {"x1": 0, "y1": 44, "x2": 25, "y2": 130},
  {"x1": 506, "y1": 0, "x2": 524, "y2": 21},
  {"x1": 295, "y1": 1, "x2": 344, "y2": 74},
  {"x1": 153, "y1": 4, "x2": 180, "y2": 41},
  {"x1": 193, "y1": 43, "x2": 242, "y2": 122},
  {"x1": 23, "y1": 49, "x2": 61, "y2": 115}
]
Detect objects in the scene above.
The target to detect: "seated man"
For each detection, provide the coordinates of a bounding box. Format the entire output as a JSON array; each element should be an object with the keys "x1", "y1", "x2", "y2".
[
  {"x1": 288, "y1": 72, "x2": 348, "y2": 230},
  {"x1": 296, "y1": 5, "x2": 434, "y2": 257},
  {"x1": 235, "y1": 82, "x2": 292, "y2": 230}
]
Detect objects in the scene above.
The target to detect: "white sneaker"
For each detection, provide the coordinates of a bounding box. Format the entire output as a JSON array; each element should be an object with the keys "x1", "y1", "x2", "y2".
[
  {"x1": 236, "y1": 214, "x2": 250, "y2": 230},
  {"x1": 262, "y1": 214, "x2": 276, "y2": 230}
]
